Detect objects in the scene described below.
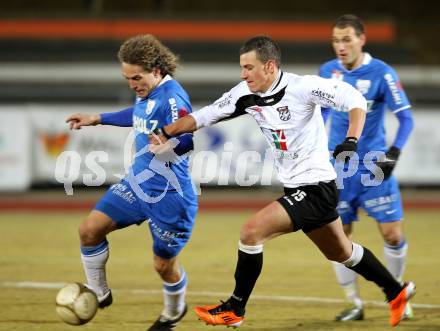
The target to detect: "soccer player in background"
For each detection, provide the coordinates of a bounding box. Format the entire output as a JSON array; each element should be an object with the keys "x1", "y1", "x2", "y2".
[
  {"x1": 150, "y1": 35, "x2": 415, "y2": 328},
  {"x1": 66, "y1": 34, "x2": 198, "y2": 331},
  {"x1": 319, "y1": 14, "x2": 414, "y2": 321}
]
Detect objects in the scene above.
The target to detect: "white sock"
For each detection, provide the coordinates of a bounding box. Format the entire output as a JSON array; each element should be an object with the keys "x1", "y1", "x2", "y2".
[
  {"x1": 332, "y1": 261, "x2": 362, "y2": 308},
  {"x1": 384, "y1": 239, "x2": 408, "y2": 283},
  {"x1": 80, "y1": 240, "x2": 110, "y2": 300},
  {"x1": 162, "y1": 267, "x2": 187, "y2": 319}
]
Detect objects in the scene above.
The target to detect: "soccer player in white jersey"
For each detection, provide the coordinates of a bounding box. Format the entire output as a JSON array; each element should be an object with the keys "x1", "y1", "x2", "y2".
[
  {"x1": 319, "y1": 14, "x2": 415, "y2": 322},
  {"x1": 150, "y1": 35, "x2": 415, "y2": 328}
]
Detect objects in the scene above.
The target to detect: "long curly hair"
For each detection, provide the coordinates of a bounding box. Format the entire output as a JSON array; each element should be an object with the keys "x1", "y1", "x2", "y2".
[{"x1": 117, "y1": 34, "x2": 178, "y2": 77}]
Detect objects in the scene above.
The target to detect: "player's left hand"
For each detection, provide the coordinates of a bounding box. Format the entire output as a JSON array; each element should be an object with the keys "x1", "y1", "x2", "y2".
[
  {"x1": 333, "y1": 137, "x2": 358, "y2": 163},
  {"x1": 376, "y1": 146, "x2": 400, "y2": 180}
]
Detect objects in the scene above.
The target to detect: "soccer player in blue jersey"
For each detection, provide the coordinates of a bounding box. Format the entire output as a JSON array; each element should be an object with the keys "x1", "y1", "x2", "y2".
[
  {"x1": 66, "y1": 34, "x2": 197, "y2": 331},
  {"x1": 320, "y1": 15, "x2": 414, "y2": 321}
]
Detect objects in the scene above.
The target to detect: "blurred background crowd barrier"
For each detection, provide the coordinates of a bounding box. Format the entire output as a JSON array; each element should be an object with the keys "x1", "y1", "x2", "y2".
[{"x1": 1, "y1": 0, "x2": 439, "y2": 191}]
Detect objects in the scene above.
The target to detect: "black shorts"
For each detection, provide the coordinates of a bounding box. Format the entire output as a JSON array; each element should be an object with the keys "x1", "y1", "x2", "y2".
[{"x1": 277, "y1": 180, "x2": 339, "y2": 233}]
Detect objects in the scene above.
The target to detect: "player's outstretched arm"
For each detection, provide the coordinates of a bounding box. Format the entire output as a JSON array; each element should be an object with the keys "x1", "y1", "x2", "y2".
[
  {"x1": 165, "y1": 115, "x2": 197, "y2": 136},
  {"x1": 67, "y1": 107, "x2": 134, "y2": 130},
  {"x1": 150, "y1": 88, "x2": 238, "y2": 145},
  {"x1": 66, "y1": 113, "x2": 101, "y2": 130}
]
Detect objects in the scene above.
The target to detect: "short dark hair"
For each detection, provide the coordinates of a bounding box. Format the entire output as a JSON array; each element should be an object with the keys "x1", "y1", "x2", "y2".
[
  {"x1": 334, "y1": 14, "x2": 365, "y2": 36},
  {"x1": 118, "y1": 34, "x2": 178, "y2": 77},
  {"x1": 239, "y1": 35, "x2": 281, "y2": 67}
]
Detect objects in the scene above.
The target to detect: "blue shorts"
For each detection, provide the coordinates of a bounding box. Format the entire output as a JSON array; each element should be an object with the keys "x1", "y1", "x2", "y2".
[
  {"x1": 94, "y1": 180, "x2": 198, "y2": 259},
  {"x1": 336, "y1": 169, "x2": 403, "y2": 224}
]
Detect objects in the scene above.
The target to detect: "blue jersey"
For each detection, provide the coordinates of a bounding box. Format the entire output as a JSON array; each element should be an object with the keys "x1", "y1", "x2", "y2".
[
  {"x1": 96, "y1": 75, "x2": 197, "y2": 259},
  {"x1": 320, "y1": 53, "x2": 411, "y2": 165},
  {"x1": 130, "y1": 76, "x2": 194, "y2": 194}
]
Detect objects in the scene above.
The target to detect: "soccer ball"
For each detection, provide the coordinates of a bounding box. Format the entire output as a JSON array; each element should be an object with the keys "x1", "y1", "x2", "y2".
[{"x1": 55, "y1": 283, "x2": 98, "y2": 325}]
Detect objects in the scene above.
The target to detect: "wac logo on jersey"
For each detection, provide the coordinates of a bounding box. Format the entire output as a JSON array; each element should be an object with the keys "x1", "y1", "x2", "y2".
[
  {"x1": 146, "y1": 99, "x2": 156, "y2": 115},
  {"x1": 355, "y1": 79, "x2": 371, "y2": 95},
  {"x1": 331, "y1": 69, "x2": 344, "y2": 81},
  {"x1": 276, "y1": 106, "x2": 291, "y2": 121}
]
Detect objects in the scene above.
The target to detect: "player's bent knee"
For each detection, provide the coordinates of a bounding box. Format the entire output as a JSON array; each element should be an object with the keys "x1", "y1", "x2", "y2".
[
  {"x1": 78, "y1": 217, "x2": 107, "y2": 245},
  {"x1": 153, "y1": 261, "x2": 166, "y2": 276},
  {"x1": 380, "y1": 221, "x2": 403, "y2": 245},
  {"x1": 79, "y1": 223, "x2": 98, "y2": 245},
  {"x1": 382, "y1": 231, "x2": 403, "y2": 246},
  {"x1": 239, "y1": 223, "x2": 260, "y2": 245},
  {"x1": 153, "y1": 257, "x2": 177, "y2": 279}
]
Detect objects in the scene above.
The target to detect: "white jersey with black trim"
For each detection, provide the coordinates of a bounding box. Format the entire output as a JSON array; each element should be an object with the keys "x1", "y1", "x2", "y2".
[{"x1": 191, "y1": 71, "x2": 367, "y2": 188}]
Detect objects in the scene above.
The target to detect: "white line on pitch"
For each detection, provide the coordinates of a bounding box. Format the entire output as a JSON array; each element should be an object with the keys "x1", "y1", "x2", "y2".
[{"x1": 2, "y1": 281, "x2": 439, "y2": 310}]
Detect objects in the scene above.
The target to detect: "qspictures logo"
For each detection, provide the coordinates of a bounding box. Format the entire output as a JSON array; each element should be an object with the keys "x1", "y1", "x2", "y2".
[{"x1": 55, "y1": 132, "x2": 391, "y2": 198}]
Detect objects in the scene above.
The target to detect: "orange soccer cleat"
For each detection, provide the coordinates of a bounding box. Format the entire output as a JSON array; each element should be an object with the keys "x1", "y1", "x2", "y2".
[
  {"x1": 194, "y1": 300, "x2": 244, "y2": 328},
  {"x1": 389, "y1": 282, "x2": 416, "y2": 327}
]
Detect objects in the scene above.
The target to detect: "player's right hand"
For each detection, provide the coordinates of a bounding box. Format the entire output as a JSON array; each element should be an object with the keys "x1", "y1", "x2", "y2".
[
  {"x1": 66, "y1": 113, "x2": 100, "y2": 130},
  {"x1": 375, "y1": 146, "x2": 400, "y2": 180}
]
